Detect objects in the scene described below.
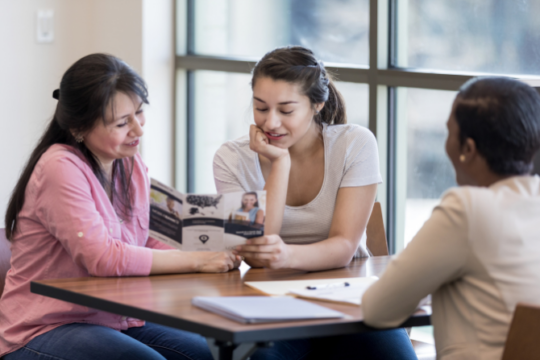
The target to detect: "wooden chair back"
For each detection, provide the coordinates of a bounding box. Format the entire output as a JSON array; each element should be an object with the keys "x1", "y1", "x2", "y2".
[
  {"x1": 0, "y1": 228, "x2": 11, "y2": 298},
  {"x1": 366, "y1": 202, "x2": 389, "y2": 256},
  {"x1": 502, "y1": 303, "x2": 540, "y2": 360}
]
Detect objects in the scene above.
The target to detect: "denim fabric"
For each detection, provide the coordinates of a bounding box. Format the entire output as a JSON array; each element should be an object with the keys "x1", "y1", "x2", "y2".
[
  {"x1": 249, "y1": 328, "x2": 417, "y2": 360},
  {"x1": 4, "y1": 322, "x2": 214, "y2": 360}
]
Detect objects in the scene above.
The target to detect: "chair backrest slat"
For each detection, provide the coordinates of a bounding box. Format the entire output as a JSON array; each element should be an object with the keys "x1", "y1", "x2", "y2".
[
  {"x1": 366, "y1": 202, "x2": 389, "y2": 256},
  {"x1": 502, "y1": 302, "x2": 540, "y2": 360}
]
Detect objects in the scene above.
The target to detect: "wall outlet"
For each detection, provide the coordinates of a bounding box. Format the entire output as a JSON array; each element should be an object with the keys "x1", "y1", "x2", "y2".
[{"x1": 36, "y1": 10, "x2": 54, "y2": 43}]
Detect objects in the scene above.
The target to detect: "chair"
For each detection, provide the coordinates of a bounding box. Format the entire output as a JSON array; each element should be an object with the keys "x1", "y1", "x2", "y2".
[
  {"x1": 366, "y1": 202, "x2": 389, "y2": 256},
  {"x1": 502, "y1": 303, "x2": 540, "y2": 360},
  {"x1": 0, "y1": 228, "x2": 11, "y2": 298}
]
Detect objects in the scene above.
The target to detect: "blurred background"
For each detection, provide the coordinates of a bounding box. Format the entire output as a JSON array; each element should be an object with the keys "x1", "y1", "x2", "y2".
[{"x1": 2, "y1": 0, "x2": 540, "y2": 263}]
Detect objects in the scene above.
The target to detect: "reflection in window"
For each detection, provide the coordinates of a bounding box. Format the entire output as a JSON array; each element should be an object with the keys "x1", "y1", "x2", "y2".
[
  {"x1": 194, "y1": 0, "x2": 369, "y2": 64},
  {"x1": 397, "y1": 89, "x2": 457, "y2": 247},
  {"x1": 402, "y1": 0, "x2": 540, "y2": 74}
]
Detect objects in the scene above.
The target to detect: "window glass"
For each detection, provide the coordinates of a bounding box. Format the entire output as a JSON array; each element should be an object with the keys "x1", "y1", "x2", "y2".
[
  {"x1": 395, "y1": 88, "x2": 457, "y2": 249},
  {"x1": 193, "y1": 71, "x2": 253, "y2": 193},
  {"x1": 334, "y1": 82, "x2": 369, "y2": 128},
  {"x1": 193, "y1": 0, "x2": 369, "y2": 64},
  {"x1": 401, "y1": 0, "x2": 540, "y2": 74}
]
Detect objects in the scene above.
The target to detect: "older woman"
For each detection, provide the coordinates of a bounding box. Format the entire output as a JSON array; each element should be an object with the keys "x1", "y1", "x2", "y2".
[
  {"x1": 0, "y1": 54, "x2": 240, "y2": 360},
  {"x1": 363, "y1": 77, "x2": 540, "y2": 360}
]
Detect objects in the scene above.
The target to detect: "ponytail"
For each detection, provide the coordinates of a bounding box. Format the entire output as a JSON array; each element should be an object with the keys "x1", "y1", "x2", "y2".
[
  {"x1": 5, "y1": 116, "x2": 72, "y2": 240},
  {"x1": 316, "y1": 73, "x2": 346, "y2": 125}
]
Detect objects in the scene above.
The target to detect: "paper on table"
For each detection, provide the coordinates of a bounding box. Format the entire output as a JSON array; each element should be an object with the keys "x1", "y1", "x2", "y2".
[
  {"x1": 245, "y1": 277, "x2": 378, "y2": 306},
  {"x1": 288, "y1": 278, "x2": 378, "y2": 306}
]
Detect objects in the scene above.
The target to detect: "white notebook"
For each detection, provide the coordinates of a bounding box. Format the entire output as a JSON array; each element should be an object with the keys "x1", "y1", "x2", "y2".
[{"x1": 192, "y1": 296, "x2": 345, "y2": 324}]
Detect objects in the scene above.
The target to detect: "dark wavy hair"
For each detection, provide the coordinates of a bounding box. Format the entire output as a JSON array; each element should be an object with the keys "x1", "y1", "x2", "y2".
[
  {"x1": 251, "y1": 46, "x2": 346, "y2": 126},
  {"x1": 454, "y1": 77, "x2": 540, "y2": 175},
  {"x1": 5, "y1": 53, "x2": 148, "y2": 241}
]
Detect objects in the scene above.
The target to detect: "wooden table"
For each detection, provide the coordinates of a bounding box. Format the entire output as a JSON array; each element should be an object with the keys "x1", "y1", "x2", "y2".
[{"x1": 31, "y1": 256, "x2": 430, "y2": 360}]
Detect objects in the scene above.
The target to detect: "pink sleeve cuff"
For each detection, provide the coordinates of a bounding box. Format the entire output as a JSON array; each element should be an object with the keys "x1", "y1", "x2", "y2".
[{"x1": 126, "y1": 246, "x2": 154, "y2": 276}]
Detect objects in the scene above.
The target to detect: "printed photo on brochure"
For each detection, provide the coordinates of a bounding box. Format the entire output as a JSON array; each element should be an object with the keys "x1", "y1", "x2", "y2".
[{"x1": 149, "y1": 178, "x2": 265, "y2": 251}]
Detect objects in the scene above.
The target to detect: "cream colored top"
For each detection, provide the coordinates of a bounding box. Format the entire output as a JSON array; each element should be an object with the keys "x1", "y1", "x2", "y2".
[{"x1": 362, "y1": 175, "x2": 540, "y2": 360}]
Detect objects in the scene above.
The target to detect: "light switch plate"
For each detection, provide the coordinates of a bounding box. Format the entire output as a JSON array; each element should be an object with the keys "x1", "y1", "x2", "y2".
[{"x1": 37, "y1": 10, "x2": 54, "y2": 43}]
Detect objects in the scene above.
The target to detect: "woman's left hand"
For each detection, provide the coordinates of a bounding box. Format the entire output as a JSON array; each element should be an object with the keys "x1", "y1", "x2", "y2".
[{"x1": 234, "y1": 235, "x2": 292, "y2": 269}]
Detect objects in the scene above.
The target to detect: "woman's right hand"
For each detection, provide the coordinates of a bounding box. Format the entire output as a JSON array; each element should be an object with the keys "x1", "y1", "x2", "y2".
[
  {"x1": 194, "y1": 251, "x2": 241, "y2": 273},
  {"x1": 249, "y1": 125, "x2": 289, "y2": 162}
]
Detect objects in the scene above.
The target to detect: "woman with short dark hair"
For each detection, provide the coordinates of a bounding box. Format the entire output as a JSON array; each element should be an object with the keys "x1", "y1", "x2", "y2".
[
  {"x1": 363, "y1": 77, "x2": 540, "y2": 360},
  {"x1": 0, "y1": 53, "x2": 240, "y2": 360}
]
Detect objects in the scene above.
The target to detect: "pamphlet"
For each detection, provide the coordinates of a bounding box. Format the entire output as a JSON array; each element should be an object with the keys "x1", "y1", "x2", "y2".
[{"x1": 149, "y1": 178, "x2": 265, "y2": 251}]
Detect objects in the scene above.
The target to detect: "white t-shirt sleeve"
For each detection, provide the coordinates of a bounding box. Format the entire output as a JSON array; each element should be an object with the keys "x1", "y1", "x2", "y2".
[
  {"x1": 213, "y1": 143, "x2": 246, "y2": 194},
  {"x1": 340, "y1": 127, "x2": 382, "y2": 187}
]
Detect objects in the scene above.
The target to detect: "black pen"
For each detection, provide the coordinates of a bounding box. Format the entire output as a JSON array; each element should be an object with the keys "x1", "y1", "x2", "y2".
[{"x1": 306, "y1": 282, "x2": 350, "y2": 290}]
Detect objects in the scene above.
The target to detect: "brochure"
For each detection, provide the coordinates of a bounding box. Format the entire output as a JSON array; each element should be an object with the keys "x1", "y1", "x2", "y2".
[{"x1": 149, "y1": 178, "x2": 266, "y2": 251}]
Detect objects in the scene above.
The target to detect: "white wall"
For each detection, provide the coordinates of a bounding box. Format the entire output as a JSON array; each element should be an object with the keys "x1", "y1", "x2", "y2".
[{"x1": 0, "y1": 0, "x2": 174, "y2": 228}]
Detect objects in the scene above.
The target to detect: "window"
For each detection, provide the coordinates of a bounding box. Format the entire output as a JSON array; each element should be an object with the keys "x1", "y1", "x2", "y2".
[
  {"x1": 395, "y1": 88, "x2": 456, "y2": 249},
  {"x1": 175, "y1": 0, "x2": 538, "y2": 252},
  {"x1": 193, "y1": 0, "x2": 370, "y2": 64},
  {"x1": 401, "y1": 0, "x2": 540, "y2": 74}
]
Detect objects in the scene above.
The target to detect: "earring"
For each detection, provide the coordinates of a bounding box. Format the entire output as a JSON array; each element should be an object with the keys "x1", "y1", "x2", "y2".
[
  {"x1": 75, "y1": 135, "x2": 84, "y2": 143},
  {"x1": 459, "y1": 154, "x2": 466, "y2": 162},
  {"x1": 315, "y1": 110, "x2": 320, "y2": 115}
]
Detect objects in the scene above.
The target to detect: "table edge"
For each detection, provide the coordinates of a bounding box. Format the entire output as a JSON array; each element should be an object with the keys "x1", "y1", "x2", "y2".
[{"x1": 31, "y1": 281, "x2": 431, "y2": 343}]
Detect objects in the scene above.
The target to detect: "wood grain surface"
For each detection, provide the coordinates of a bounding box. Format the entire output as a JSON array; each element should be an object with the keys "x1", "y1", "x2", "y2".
[{"x1": 31, "y1": 256, "x2": 430, "y2": 343}]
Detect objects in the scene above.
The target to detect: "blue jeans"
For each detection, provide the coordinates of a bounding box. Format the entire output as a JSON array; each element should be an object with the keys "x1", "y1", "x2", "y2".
[
  {"x1": 5, "y1": 322, "x2": 214, "y2": 360},
  {"x1": 250, "y1": 328, "x2": 417, "y2": 360}
]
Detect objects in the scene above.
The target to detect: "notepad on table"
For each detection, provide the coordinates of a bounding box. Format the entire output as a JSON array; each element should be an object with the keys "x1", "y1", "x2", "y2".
[
  {"x1": 192, "y1": 296, "x2": 345, "y2": 324},
  {"x1": 245, "y1": 277, "x2": 378, "y2": 306}
]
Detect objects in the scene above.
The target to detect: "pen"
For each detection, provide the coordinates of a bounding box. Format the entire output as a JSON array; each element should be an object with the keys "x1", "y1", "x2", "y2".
[{"x1": 306, "y1": 282, "x2": 350, "y2": 290}]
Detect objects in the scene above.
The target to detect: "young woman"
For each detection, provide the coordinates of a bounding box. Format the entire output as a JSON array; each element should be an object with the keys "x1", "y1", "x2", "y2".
[
  {"x1": 213, "y1": 46, "x2": 416, "y2": 359},
  {"x1": 363, "y1": 77, "x2": 540, "y2": 360},
  {"x1": 0, "y1": 54, "x2": 240, "y2": 360},
  {"x1": 236, "y1": 192, "x2": 264, "y2": 225}
]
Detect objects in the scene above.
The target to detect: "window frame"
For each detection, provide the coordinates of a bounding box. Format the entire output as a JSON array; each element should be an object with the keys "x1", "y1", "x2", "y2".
[{"x1": 173, "y1": 0, "x2": 534, "y2": 253}]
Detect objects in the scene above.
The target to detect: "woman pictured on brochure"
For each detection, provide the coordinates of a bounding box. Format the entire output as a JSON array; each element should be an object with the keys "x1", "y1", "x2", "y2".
[
  {"x1": 236, "y1": 192, "x2": 264, "y2": 225},
  {"x1": 213, "y1": 46, "x2": 417, "y2": 359},
  {"x1": 0, "y1": 54, "x2": 240, "y2": 360},
  {"x1": 363, "y1": 77, "x2": 540, "y2": 360}
]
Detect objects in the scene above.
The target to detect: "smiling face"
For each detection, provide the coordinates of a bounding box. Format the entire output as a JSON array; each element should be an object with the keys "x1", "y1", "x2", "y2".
[
  {"x1": 252, "y1": 77, "x2": 323, "y2": 149},
  {"x1": 83, "y1": 91, "x2": 145, "y2": 172},
  {"x1": 166, "y1": 198, "x2": 175, "y2": 211},
  {"x1": 241, "y1": 194, "x2": 257, "y2": 210}
]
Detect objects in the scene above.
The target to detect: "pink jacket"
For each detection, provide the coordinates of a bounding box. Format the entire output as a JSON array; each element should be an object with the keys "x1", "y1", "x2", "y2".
[{"x1": 0, "y1": 144, "x2": 171, "y2": 357}]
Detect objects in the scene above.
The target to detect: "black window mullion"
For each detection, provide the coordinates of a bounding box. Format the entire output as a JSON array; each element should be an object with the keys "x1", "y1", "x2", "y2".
[
  {"x1": 386, "y1": 86, "x2": 397, "y2": 254},
  {"x1": 386, "y1": 0, "x2": 398, "y2": 254},
  {"x1": 186, "y1": 70, "x2": 195, "y2": 193},
  {"x1": 186, "y1": 0, "x2": 196, "y2": 192}
]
